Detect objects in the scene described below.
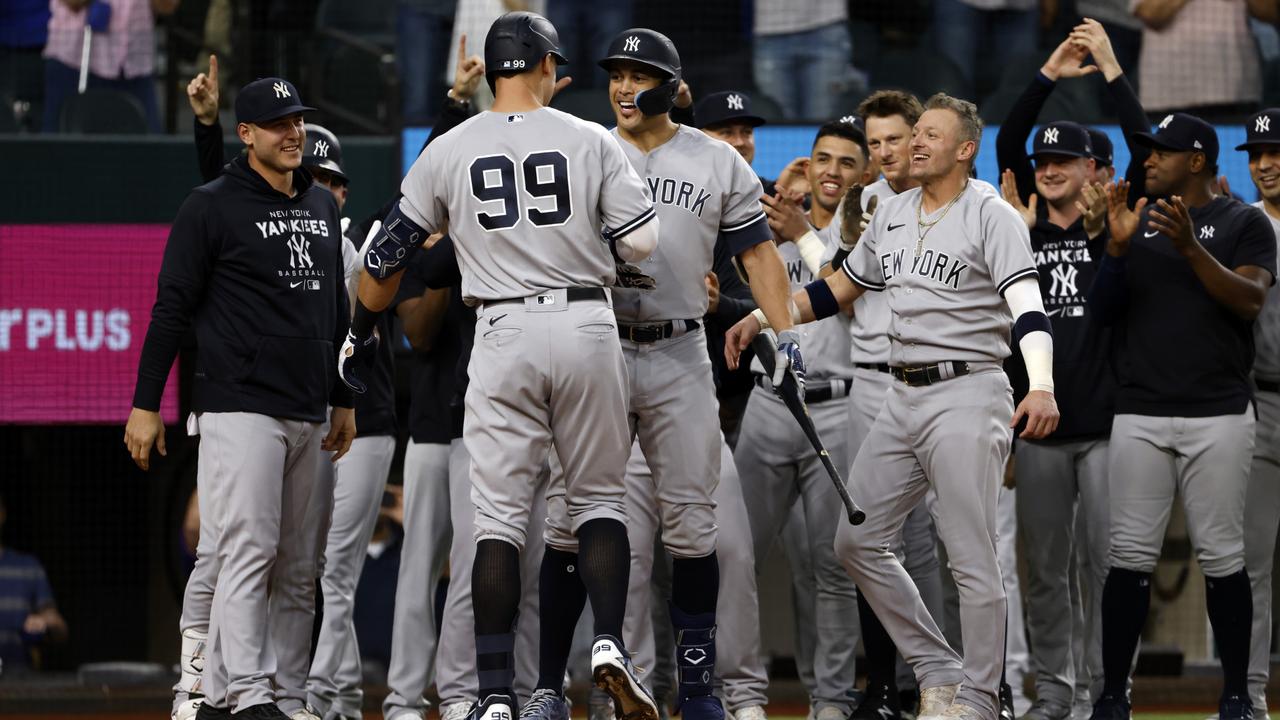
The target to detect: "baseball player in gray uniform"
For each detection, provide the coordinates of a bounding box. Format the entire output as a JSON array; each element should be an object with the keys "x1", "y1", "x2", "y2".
[
  {"x1": 835, "y1": 90, "x2": 947, "y2": 720},
  {"x1": 1240, "y1": 107, "x2": 1280, "y2": 720},
  {"x1": 342, "y1": 13, "x2": 685, "y2": 720},
  {"x1": 728, "y1": 93, "x2": 1061, "y2": 720},
  {"x1": 732, "y1": 118, "x2": 870, "y2": 720},
  {"x1": 530, "y1": 26, "x2": 803, "y2": 720}
]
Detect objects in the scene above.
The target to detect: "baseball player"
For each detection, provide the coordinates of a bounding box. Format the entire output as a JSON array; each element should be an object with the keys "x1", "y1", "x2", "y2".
[
  {"x1": 728, "y1": 93, "x2": 1061, "y2": 720},
  {"x1": 997, "y1": 122, "x2": 1114, "y2": 720},
  {"x1": 831, "y1": 90, "x2": 947, "y2": 720},
  {"x1": 732, "y1": 118, "x2": 870, "y2": 720},
  {"x1": 125, "y1": 76, "x2": 355, "y2": 720},
  {"x1": 1239, "y1": 107, "x2": 1280, "y2": 720},
  {"x1": 995, "y1": 44, "x2": 1120, "y2": 720},
  {"x1": 175, "y1": 58, "x2": 388, "y2": 720},
  {"x1": 1086, "y1": 114, "x2": 1275, "y2": 720},
  {"x1": 529, "y1": 27, "x2": 803, "y2": 720}
]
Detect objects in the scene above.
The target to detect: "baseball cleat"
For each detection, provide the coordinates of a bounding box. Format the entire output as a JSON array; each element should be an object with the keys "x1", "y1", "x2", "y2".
[
  {"x1": 592, "y1": 635, "x2": 660, "y2": 720},
  {"x1": 815, "y1": 706, "x2": 848, "y2": 720},
  {"x1": 441, "y1": 702, "x2": 473, "y2": 720},
  {"x1": 193, "y1": 703, "x2": 231, "y2": 720},
  {"x1": 1219, "y1": 695, "x2": 1255, "y2": 720},
  {"x1": 937, "y1": 704, "x2": 984, "y2": 720},
  {"x1": 680, "y1": 696, "x2": 725, "y2": 720},
  {"x1": 234, "y1": 703, "x2": 289, "y2": 720},
  {"x1": 999, "y1": 683, "x2": 1015, "y2": 720},
  {"x1": 852, "y1": 684, "x2": 901, "y2": 720},
  {"x1": 290, "y1": 708, "x2": 322, "y2": 720},
  {"x1": 735, "y1": 706, "x2": 768, "y2": 720},
  {"x1": 469, "y1": 695, "x2": 516, "y2": 720},
  {"x1": 917, "y1": 685, "x2": 961, "y2": 720},
  {"x1": 520, "y1": 689, "x2": 571, "y2": 720},
  {"x1": 1086, "y1": 694, "x2": 1130, "y2": 720}
]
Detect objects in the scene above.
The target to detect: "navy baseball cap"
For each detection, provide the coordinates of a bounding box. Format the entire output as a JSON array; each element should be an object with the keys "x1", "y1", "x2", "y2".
[
  {"x1": 1134, "y1": 112, "x2": 1219, "y2": 166},
  {"x1": 1031, "y1": 121, "x2": 1093, "y2": 161},
  {"x1": 235, "y1": 77, "x2": 315, "y2": 125},
  {"x1": 695, "y1": 91, "x2": 766, "y2": 129},
  {"x1": 1087, "y1": 128, "x2": 1113, "y2": 167},
  {"x1": 1236, "y1": 108, "x2": 1280, "y2": 151}
]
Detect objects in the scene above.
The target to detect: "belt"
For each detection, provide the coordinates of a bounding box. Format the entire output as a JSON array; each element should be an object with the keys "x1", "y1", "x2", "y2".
[
  {"x1": 1258, "y1": 378, "x2": 1280, "y2": 394},
  {"x1": 890, "y1": 361, "x2": 970, "y2": 387},
  {"x1": 754, "y1": 374, "x2": 852, "y2": 403},
  {"x1": 485, "y1": 286, "x2": 608, "y2": 308},
  {"x1": 855, "y1": 362, "x2": 892, "y2": 374},
  {"x1": 619, "y1": 319, "x2": 700, "y2": 343}
]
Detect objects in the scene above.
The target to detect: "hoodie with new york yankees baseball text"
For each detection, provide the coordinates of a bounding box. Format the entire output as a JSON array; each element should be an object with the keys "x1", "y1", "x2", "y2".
[{"x1": 133, "y1": 155, "x2": 353, "y2": 422}]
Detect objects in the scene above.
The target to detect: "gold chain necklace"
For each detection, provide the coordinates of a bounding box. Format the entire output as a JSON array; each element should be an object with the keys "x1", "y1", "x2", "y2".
[{"x1": 915, "y1": 180, "x2": 968, "y2": 256}]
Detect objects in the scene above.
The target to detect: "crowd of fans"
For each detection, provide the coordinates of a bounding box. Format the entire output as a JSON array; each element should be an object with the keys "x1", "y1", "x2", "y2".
[{"x1": 2, "y1": 0, "x2": 1279, "y2": 133}]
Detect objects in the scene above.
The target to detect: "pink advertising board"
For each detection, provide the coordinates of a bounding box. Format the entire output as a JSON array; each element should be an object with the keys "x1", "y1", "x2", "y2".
[{"x1": 0, "y1": 225, "x2": 179, "y2": 424}]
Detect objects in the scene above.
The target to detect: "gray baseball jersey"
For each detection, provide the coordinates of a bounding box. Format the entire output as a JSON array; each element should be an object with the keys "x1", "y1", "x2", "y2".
[
  {"x1": 848, "y1": 179, "x2": 898, "y2": 365},
  {"x1": 843, "y1": 179, "x2": 1037, "y2": 365},
  {"x1": 399, "y1": 108, "x2": 655, "y2": 303},
  {"x1": 609, "y1": 124, "x2": 769, "y2": 322},
  {"x1": 1253, "y1": 202, "x2": 1280, "y2": 382}
]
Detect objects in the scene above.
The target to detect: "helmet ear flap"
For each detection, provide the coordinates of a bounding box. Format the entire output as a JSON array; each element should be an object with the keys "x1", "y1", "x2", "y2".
[{"x1": 635, "y1": 77, "x2": 679, "y2": 116}]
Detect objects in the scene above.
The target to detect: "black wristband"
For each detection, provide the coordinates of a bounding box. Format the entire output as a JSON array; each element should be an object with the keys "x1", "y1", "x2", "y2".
[{"x1": 350, "y1": 298, "x2": 380, "y2": 339}]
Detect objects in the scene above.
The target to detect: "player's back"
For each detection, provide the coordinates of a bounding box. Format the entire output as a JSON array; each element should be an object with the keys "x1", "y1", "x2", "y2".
[{"x1": 404, "y1": 107, "x2": 652, "y2": 303}]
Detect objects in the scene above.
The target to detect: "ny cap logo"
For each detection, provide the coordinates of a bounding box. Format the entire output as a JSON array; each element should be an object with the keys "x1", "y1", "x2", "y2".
[
  {"x1": 1259, "y1": 115, "x2": 1272, "y2": 133},
  {"x1": 726, "y1": 94, "x2": 743, "y2": 111},
  {"x1": 1043, "y1": 127, "x2": 1059, "y2": 144},
  {"x1": 840, "y1": 115, "x2": 857, "y2": 125},
  {"x1": 1159, "y1": 114, "x2": 1174, "y2": 129},
  {"x1": 313, "y1": 139, "x2": 329, "y2": 158},
  {"x1": 1200, "y1": 225, "x2": 1215, "y2": 240},
  {"x1": 624, "y1": 35, "x2": 640, "y2": 52},
  {"x1": 273, "y1": 81, "x2": 290, "y2": 99}
]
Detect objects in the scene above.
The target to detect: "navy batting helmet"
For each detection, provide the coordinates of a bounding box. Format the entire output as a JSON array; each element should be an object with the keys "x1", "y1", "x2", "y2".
[
  {"x1": 599, "y1": 28, "x2": 682, "y2": 116},
  {"x1": 303, "y1": 124, "x2": 346, "y2": 184},
  {"x1": 484, "y1": 11, "x2": 567, "y2": 88}
]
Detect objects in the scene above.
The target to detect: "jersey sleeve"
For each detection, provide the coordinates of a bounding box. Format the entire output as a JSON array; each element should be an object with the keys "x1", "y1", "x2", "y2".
[
  {"x1": 1230, "y1": 204, "x2": 1279, "y2": 284},
  {"x1": 598, "y1": 131, "x2": 656, "y2": 240},
  {"x1": 720, "y1": 150, "x2": 772, "y2": 255},
  {"x1": 983, "y1": 195, "x2": 1039, "y2": 296},
  {"x1": 841, "y1": 205, "x2": 886, "y2": 290},
  {"x1": 398, "y1": 142, "x2": 449, "y2": 233}
]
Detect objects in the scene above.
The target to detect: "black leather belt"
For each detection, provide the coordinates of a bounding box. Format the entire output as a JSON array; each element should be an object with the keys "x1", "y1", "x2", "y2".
[
  {"x1": 1259, "y1": 378, "x2": 1280, "y2": 394},
  {"x1": 855, "y1": 362, "x2": 892, "y2": 374},
  {"x1": 755, "y1": 375, "x2": 852, "y2": 403},
  {"x1": 890, "y1": 361, "x2": 970, "y2": 387},
  {"x1": 486, "y1": 286, "x2": 607, "y2": 308},
  {"x1": 619, "y1": 319, "x2": 700, "y2": 343}
]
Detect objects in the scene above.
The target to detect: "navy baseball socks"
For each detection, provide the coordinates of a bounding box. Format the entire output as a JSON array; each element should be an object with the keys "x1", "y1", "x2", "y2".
[
  {"x1": 1205, "y1": 569, "x2": 1253, "y2": 719},
  {"x1": 1090, "y1": 568, "x2": 1147, "y2": 720},
  {"x1": 671, "y1": 553, "x2": 721, "y2": 720},
  {"x1": 473, "y1": 539, "x2": 520, "y2": 700},
  {"x1": 853, "y1": 593, "x2": 902, "y2": 720}
]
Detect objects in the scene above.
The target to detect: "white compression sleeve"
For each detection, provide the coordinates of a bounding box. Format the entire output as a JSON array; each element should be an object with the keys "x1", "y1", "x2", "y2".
[
  {"x1": 614, "y1": 216, "x2": 660, "y2": 263},
  {"x1": 1004, "y1": 276, "x2": 1055, "y2": 393}
]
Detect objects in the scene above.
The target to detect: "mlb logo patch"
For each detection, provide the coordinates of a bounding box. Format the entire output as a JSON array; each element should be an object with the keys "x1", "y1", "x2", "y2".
[
  {"x1": 307, "y1": 280, "x2": 320, "y2": 290},
  {"x1": 508, "y1": 114, "x2": 525, "y2": 123}
]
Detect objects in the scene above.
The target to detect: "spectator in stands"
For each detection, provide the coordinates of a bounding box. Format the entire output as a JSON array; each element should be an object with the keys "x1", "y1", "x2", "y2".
[
  {"x1": 41, "y1": 0, "x2": 178, "y2": 133},
  {"x1": 396, "y1": 0, "x2": 454, "y2": 125},
  {"x1": 933, "y1": 0, "x2": 1045, "y2": 100},
  {"x1": 1132, "y1": 0, "x2": 1274, "y2": 117},
  {"x1": 0, "y1": 494, "x2": 68, "y2": 676},
  {"x1": 0, "y1": 0, "x2": 50, "y2": 129},
  {"x1": 752, "y1": 0, "x2": 854, "y2": 120},
  {"x1": 545, "y1": 0, "x2": 630, "y2": 89}
]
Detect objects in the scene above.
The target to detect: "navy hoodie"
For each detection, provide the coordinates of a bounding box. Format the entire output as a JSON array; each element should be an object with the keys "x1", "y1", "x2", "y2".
[{"x1": 133, "y1": 155, "x2": 353, "y2": 422}]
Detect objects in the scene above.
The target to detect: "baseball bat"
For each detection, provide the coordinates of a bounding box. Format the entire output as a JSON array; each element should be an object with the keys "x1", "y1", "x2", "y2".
[{"x1": 751, "y1": 333, "x2": 866, "y2": 526}]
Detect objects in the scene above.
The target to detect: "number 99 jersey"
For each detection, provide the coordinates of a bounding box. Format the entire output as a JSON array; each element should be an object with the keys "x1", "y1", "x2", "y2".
[{"x1": 398, "y1": 107, "x2": 656, "y2": 304}]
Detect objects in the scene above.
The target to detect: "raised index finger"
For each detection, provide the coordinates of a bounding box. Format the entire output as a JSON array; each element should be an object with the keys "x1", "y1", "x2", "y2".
[
  {"x1": 458, "y1": 33, "x2": 467, "y2": 66},
  {"x1": 208, "y1": 54, "x2": 218, "y2": 85}
]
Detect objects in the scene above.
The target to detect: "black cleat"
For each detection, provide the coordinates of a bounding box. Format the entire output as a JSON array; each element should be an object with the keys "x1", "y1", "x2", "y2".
[
  {"x1": 999, "y1": 683, "x2": 1015, "y2": 720},
  {"x1": 1219, "y1": 694, "x2": 1255, "y2": 720},
  {"x1": 853, "y1": 684, "x2": 903, "y2": 720},
  {"x1": 1087, "y1": 695, "x2": 1131, "y2": 720}
]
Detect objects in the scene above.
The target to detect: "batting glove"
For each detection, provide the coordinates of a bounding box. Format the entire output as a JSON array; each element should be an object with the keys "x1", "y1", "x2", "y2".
[
  {"x1": 338, "y1": 328, "x2": 379, "y2": 393},
  {"x1": 773, "y1": 328, "x2": 806, "y2": 391}
]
